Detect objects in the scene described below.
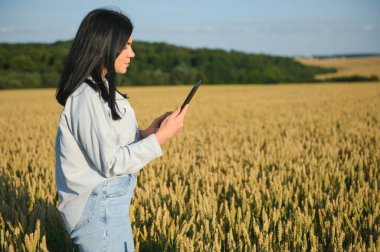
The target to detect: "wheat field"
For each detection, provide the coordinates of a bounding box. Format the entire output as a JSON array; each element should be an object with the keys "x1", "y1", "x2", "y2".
[
  {"x1": 296, "y1": 56, "x2": 380, "y2": 80},
  {"x1": 1, "y1": 83, "x2": 379, "y2": 251}
]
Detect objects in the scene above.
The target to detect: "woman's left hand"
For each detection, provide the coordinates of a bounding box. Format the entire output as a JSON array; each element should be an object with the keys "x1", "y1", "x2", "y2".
[{"x1": 140, "y1": 111, "x2": 172, "y2": 139}]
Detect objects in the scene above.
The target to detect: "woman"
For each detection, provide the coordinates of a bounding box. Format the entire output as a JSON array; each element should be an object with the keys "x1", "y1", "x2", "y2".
[{"x1": 55, "y1": 8, "x2": 188, "y2": 251}]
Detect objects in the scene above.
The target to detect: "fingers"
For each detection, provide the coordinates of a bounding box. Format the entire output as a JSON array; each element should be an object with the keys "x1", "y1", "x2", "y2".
[
  {"x1": 155, "y1": 111, "x2": 172, "y2": 125},
  {"x1": 169, "y1": 107, "x2": 181, "y2": 118},
  {"x1": 159, "y1": 115, "x2": 170, "y2": 126},
  {"x1": 161, "y1": 111, "x2": 172, "y2": 118},
  {"x1": 164, "y1": 105, "x2": 188, "y2": 121},
  {"x1": 157, "y1": 112, "x2": 170, "y2": 120},
  {"x1": 178, "y1": 104, "x2": 189, "y2": 118}
]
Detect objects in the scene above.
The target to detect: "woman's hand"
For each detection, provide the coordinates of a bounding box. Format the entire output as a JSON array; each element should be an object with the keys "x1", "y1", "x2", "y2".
[
  {"x1": 140, "y1": 111, "x2": 172, "y2": 139},
  {"x1": 154, "y1": 105, "x2": 189, "y2": 145}
]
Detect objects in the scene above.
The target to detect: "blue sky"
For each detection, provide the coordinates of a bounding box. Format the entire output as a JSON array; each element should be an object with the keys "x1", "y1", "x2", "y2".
[{"x1": 0, "y1": 0, "x2": 379, "y2": 56}]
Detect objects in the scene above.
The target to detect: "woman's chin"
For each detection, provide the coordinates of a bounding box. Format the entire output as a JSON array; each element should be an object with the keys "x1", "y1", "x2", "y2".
[{"x1": 116, "y1": 68, "x2": 127, "y2": 74}]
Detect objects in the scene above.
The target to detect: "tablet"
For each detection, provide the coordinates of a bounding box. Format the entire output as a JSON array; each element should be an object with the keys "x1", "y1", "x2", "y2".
[{"x1": 180, "y1": 80, "x2": 202, "y2": 111}]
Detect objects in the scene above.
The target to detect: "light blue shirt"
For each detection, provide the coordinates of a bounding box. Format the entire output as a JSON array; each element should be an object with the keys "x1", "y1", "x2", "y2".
[{"x1": 55, "y1": 82, "x2": 163, "y2": 233}]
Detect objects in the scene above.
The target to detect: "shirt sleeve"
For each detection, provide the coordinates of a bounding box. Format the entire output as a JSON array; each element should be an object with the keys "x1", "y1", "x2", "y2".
[{"x1": 68, "y1": 91, "x2": 162, "y2": 178}]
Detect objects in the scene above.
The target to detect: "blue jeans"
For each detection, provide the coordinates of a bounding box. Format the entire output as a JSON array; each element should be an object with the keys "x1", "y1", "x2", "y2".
[{"x1": 69, "y1": 173, "x2": 137, "y2": 252}]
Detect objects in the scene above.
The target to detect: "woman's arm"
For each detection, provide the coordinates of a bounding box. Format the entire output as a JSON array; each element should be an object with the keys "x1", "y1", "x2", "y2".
[{"x1": 67, "y1": 92, "x2": 162, "y2": 178}]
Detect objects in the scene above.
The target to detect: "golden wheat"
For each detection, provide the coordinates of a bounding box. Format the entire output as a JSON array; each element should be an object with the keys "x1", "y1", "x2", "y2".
[
  {"x1": 0, "y1": 83, "x2": 379, "y2": 251},
  {"x1": 296, "y1": 56, "x2": 380, "y2": 80}
]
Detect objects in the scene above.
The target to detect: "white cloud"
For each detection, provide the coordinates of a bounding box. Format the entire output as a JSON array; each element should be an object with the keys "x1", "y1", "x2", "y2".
[
  {"x1": 0, "y1": 27, "x2": 14, "y2": 33},
  {"x1": 363, "y1": 23, "x2": 374, "y2": 32}
]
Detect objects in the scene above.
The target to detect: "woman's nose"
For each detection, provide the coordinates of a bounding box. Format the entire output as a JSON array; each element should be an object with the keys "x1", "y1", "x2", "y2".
[{"x1": 129, "y1": 49, "x2": 135, "y2": 58}]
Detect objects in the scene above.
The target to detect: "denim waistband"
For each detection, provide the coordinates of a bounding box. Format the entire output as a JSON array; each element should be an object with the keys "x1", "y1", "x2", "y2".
[{"x1": 92, "y1": 173, "x2": 137, "y2": 197}]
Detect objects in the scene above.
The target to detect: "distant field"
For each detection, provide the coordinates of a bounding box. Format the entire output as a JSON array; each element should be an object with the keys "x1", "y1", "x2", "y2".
[
  {"x1": 296, "y1": 56, "x2": 380, "y2": 80},
  {"x1": 1, "y1": 83, "x2": 379, "y2": 251}
]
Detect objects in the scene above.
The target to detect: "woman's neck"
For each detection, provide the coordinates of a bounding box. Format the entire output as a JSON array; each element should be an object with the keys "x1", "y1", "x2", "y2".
[{"x1": 101, "y1": 67, "x2": 107, "y2": 79}]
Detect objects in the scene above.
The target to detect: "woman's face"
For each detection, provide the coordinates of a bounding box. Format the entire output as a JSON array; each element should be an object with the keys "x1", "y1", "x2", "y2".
[{"x1": 114, "y1": 36, "x2": 135, "y2": 74}]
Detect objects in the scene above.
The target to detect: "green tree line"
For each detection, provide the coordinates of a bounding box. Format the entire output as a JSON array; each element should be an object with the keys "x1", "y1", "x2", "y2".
[{"x1": 0, "y1": 41, "x2": 335, "y2": 89}]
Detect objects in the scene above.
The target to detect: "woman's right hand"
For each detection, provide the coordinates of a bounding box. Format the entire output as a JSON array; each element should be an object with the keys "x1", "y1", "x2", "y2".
[{"x1": 154, "y1": 105, "x2": 189, "y2": 145}]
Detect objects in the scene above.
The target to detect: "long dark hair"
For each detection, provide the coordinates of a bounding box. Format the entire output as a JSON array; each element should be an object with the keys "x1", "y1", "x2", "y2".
[{"x1": 56, "y1": 8, "x2": 133, "y2": 120}]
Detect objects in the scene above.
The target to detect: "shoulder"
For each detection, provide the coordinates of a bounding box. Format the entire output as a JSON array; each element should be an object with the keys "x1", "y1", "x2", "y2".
[
  {"x1": 70, "y1": 82, "x2": 126, "y2": 104},
  {"x1": 61, "y1": 83, "x2": 112, "y2": 131},
  {"x1": 61, "y1": 83, "x2": 107, "y2": 123},
  {"x1": 65, "y1": 83, "x2": 103, "y2": 108},
  {"x1": 71, "y1": 82, "x2": 100, "y2": 101}
]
